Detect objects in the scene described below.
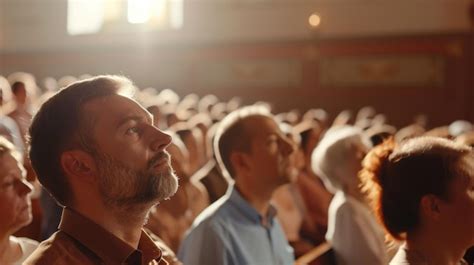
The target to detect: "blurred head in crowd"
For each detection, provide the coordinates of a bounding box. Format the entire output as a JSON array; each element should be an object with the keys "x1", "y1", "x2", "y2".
[
  {"x1": 311, "y1": 125, "x2": 370, "y2": 194},
  {"x1": 189, "y1": 113, "x2": 214, "y2": 160},
  {"x1": 0, "y1": 76, "x2": 13, "y2": 107},
  {"x1": 171, "y1": 123, "x2": 204, "y2": 175},
  {"x1": 449, "y1": 120, "x2": 473, "y2": 138},
  {"x1": 296, "y1": 120, "x2": 323, "y2": 162},
  {"x1": 456, "y1": 131, "x2": 474, "y2": 148},
  {"x1": 0, "y1": 136, "x2": 32, "y2": 236},
  {"x1": 167, "y1": 133, "x2": 191, "y2": 181},
  {"x1": 364, "y1": 124, "x2": 397, "y2": 147},
  {"x1": 11, "y1": 81, "x2": 27, "y2": 106},
  {"x1": 279, "y1": 123, "x2": 303, "y2": 181}
]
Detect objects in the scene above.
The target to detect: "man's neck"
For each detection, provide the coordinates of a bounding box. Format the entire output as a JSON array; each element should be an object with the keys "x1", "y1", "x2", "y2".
[
  {"x1": 234, "y1": 182, "x2": 274, "y2": 219},
  {"x1": 73, "y1": 201, "x2": 153, "y2": 249},
  {"x1": 0, "y1": 234, "x2": 19, "y2": 263},
  {"x1": 0, "y1": 234, "x2": 10, "y2": 259},
  {"x1": 344, "y1": 185, "x2": 366, "y2": 204}
]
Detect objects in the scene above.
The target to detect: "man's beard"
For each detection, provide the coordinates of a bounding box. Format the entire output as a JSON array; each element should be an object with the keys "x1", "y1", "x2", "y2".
[{"x1": 94, "y1": 151, "x2": 179, "y2": 209}]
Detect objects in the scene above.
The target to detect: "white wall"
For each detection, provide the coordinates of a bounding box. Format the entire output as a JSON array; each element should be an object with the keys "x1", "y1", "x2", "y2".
[{"x1": 0, "y1": 0, "x2": 471, "y2": 52}]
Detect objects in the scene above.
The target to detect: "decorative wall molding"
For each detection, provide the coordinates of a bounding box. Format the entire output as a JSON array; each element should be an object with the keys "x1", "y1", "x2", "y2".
[{"x1": 319, "y1": 55, "x2": 445, "y2": 88}]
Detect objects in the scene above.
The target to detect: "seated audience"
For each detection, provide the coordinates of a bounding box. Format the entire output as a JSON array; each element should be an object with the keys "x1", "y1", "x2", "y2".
[
  {"x1": 0, "y1": 79, "x2": 24, "y2": 156},
  {"x1": 171, "y1": 123, "x2": 206, "y2": 174},
  {"x1": 6, "y1": 79, "x2": 42, "y2": 240},
  {"x1": 7, "y1": 81, "x2": 32, "y2": 146},
  {"x1": 178, "y1": 105, "x2": 295, "y2": 265},
  {"x1": 294, "y1": 121, "x2": 332, "y2": 246},
  {"x1": 456, "y1": 131, "x2": 474, "y2": 147},
  {"x1": 395, "y1": 116, "x2": 427, "y2": 142},
  {"x1": 360, "y1": 137, "x2": 474, "y2": 265},
  {"x1": 311, "y1": 125, "x2": 388, "y2": 265},
  {"x1": 0, "y1": 136, "x2": 38, "y2": 264},
  {"x1": 192, "y1": 123, "x2": 230, "y2": 203},
  {"x1": 449, "y1": 120, "x2": 472, "y2": 138},
  {"x1": 24, "y1": 75, "x2": 180, "y2": 264},
  {"x1": 272, "y1": 123, "x2": 315, "y2": 257},
  {"x1": 193, "y1": 158, "x2": 229, "y2": 203},
  {"x1": 365, "y1": 124, "x2": 397, "y2": 147},
  {"x1": 147, "y1": 135, "x2": 209, "y2": 252}
]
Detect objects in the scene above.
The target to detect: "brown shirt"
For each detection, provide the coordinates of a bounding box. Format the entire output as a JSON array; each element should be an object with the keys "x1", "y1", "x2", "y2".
[{"x1": 24, "y1": 208, "x2": 181, "y2": 265}]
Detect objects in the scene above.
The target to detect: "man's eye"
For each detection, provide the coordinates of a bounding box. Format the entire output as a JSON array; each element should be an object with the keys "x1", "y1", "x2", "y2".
[
  {"x1": 267, "y1": 137, "x2": 278, "y2": 145},
  {"x1": 126, "y1": 127, "x2": 140, "y2": 135},
  {"x1": 1, "y1": 181, "x2": 14, "y2": 189}
]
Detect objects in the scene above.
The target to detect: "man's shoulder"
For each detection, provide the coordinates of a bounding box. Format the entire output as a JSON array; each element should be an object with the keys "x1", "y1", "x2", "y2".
[
  {"x1": 23, "y1": 231, "x2": 96, "y2": 265},
  {"x1": 192, "y1": 194, "x2": 233, "y2": 226}
]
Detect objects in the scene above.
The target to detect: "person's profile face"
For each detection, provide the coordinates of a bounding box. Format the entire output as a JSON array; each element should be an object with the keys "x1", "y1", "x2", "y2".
[
  {"x1": 284, "y1": 132, "x2": 302, "y2": 182},
  {"x1": 244, "y1": 116, "x2": 295, "y2": 187},
  {"x1": 438, "y1": 154, "x2": 474, "y2": 246},
  {"x1": 0, "y1": 152, "x2": 32, "y2": 233},
  {"x1": 339, "y1": 137, "x2": 369, "y2": 190},
  {"x1": 84, "y1": 94, "x2": 177, "y2": 207},
  {"x1": 304, "y1": 128, "x2": 321, "y2": 158},
  {"x1": 14, "y1": 84, "x2": 27, "y2": 105}
]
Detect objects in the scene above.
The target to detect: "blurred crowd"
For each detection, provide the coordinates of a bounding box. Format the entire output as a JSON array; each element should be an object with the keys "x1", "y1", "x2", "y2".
[{"x1": 0, "y1": 72, "x2": 473, "y2": 265}]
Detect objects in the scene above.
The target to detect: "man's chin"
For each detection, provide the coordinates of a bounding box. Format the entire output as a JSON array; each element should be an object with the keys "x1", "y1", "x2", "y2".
[{"x1": 156, "y1": 173, "x2": 179, "y2": 201}]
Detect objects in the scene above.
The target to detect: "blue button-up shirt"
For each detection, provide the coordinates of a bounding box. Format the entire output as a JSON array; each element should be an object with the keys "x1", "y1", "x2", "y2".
[{"x1": 178, "y1": 186, "x2": 294, "y2": 265}]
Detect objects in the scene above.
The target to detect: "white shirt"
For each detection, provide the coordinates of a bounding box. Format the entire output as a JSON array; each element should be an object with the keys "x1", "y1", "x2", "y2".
[
  {"x1": 326, "y1": 191, "x2": 388, "y2": 265},
  {"x1": 12, "y1": 236, "x2": 38, "y2": 265}
]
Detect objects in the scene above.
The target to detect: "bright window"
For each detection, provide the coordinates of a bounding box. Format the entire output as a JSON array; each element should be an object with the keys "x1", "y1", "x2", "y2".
[{"x1": 67, "y1": 0, "x2": 183, "y2": 35}]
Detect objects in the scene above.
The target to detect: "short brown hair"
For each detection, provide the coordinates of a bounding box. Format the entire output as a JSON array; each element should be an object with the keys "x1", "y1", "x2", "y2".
[
  {"x1": 360, "y1": 136, "x2": 471, "y2": 240},
  {"x1": 28, "y1": 75, "x2": 134, "y2": 206},
  {"x1": 213, "y1": 105, "x2": 271, "y2": 179}
]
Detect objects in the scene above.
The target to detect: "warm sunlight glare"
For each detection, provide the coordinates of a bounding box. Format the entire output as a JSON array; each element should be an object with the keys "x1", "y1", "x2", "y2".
[{"x1": 128, "y1": 0, "x2": 153, "y2": 24}]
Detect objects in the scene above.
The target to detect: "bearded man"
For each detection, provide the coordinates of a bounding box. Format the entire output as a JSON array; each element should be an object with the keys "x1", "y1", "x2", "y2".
[{"x1": 24, "y1": 75, "x2": 181, "y2": 265}]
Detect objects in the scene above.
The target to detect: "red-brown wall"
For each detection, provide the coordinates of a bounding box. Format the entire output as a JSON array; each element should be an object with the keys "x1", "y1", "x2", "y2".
[{"x1": 1, "y1": 33, "x2": 472, "y2": 128}]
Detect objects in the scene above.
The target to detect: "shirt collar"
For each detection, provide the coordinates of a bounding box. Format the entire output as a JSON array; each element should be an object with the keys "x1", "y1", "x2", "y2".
[
  {"x1": 59, "y1": 207, "x2": 162, "y2": 264},
  {"x1": 227, "y1": 185, "x2": 278, "y2": 227}
]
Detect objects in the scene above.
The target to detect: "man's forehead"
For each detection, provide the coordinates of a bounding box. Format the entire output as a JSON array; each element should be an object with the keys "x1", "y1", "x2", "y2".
[
  {"x1": 83, "y1": 94, "x2": 151, "y2": 124},
  {"x1": 243, "y1": 115, "x2": 281, "y2": 135}
]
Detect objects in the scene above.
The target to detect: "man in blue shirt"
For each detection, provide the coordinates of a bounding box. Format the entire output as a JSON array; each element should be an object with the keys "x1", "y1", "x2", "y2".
[{"x1": 178, "y1": 105, "x2": 295, "y2": 265}]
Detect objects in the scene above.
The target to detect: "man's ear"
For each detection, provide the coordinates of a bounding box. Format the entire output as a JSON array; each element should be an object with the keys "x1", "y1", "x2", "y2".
[
  {"x1": 230, "y1": 152, "x2": 251, "y2": 176},
  {"x1": 420, "y1": 194, "x2": 442, "y2": 220},
  {"x1": 60, "y1": 150, "x2": 97, "y2": 183}
]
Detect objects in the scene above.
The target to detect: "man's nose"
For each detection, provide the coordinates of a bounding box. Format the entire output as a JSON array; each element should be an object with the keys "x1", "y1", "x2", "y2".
[
  {"x1": 280, "y1": 136, "x2": 295, "y2": 156},
  {"x1": 150, "y1": 126, "x2": 172, "y2": 152},
  {"x1": 17, "y1": 179, "x2": 33, "y2": 196}
]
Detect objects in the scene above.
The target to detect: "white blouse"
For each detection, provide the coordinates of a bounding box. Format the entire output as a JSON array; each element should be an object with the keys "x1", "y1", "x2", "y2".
[{"x1": 326, "y1": 191, "x2": 388, "y2": 265}]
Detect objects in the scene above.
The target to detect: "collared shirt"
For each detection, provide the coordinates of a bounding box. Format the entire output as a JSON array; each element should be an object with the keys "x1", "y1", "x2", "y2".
[
  {"x1": 178, "y1": 186, "x2": 294, "y2": 265},
  {"x1": 24, "y1": 208, "x2": 181, "y2": 265}
]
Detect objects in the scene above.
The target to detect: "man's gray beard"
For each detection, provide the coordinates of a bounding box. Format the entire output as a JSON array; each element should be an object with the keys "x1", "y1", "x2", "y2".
[{"x1": 94, "y1": 152, "x2": 179, "y2": 210}]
